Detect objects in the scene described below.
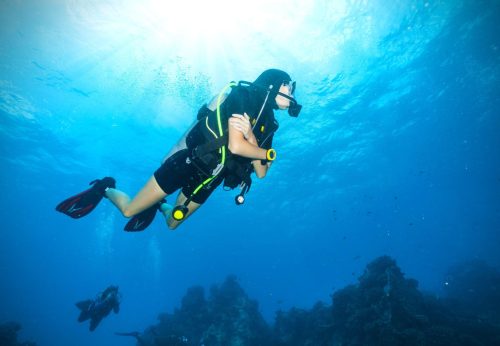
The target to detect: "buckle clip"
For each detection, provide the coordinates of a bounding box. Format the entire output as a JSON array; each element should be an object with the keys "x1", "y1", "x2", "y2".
[{"x1": 212, "y1": 163, "x2": 224, "y2": 176}]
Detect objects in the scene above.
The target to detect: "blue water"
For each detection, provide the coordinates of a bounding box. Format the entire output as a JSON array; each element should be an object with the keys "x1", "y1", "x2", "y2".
[{"x1": 1, "y1": 0, "x2": 499, "y2": 345}]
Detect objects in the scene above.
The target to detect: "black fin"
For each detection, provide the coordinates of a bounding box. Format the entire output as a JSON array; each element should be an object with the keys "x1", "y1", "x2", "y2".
[
  {"x1": 75, "y1": 299, "x2": 93, "y2": 311},
  {"x1": 124, "y1": 199, "x2": 166, "y2": 232},
  {"x1": 56, "y1": 177, "x2": 116, "y2": 219}
]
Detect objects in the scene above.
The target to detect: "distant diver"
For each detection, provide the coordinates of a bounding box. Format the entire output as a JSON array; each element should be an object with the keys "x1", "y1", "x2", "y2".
[
  {"x1": 76, "y1": 285, "x2": 121, "y2": 331},
  {"x1": 56, "y1": 69, "x2": 302, "y2": 230}
]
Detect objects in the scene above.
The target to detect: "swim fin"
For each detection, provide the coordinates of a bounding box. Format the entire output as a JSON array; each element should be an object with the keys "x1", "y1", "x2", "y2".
[
  {"x1": 124, "y1": 199, "x2": 166, "y2": 232},
  {"x1": 75, "y1": 299, "x2": 93, "y2": 311},
  {"x1": 56, "y1": 177, "x2": 116, "y2": 219},
  {"x1": 76, "y1": 299, "x2": 93, "y2": 322}
]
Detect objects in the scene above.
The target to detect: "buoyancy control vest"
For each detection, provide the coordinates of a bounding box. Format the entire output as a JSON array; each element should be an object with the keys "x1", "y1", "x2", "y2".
[
  {"x1": 186, "y1": 83, "x2": 279, "y2": 190},
  {"x1": 170, "y1": 69, "x2": 299, "y2": 220}
]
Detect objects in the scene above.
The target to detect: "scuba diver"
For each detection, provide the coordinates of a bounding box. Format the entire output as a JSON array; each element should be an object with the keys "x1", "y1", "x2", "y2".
[
  {"x1": 56, "y1": 69, "x2": 302, "y2": 230},
  {"x1": 76, "y1": 285, "x2": 121, "y2": 331}
]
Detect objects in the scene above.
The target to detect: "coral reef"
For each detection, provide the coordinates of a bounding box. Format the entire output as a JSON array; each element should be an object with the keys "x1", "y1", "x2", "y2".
[
  {"x1": 443, "y1": 259, "x2": 500, "y2": 323},
  {"x1": 139, "y1": 275, "x2": 271, "y2": 346},
  {"x1": 134, "y1": 256, "x2": 500, "y2": 346},
  {"x1": 0, "y1": 321, "x2": 36, "y2": 346},
  {"x1": 331, "y1": 255, "x2": 430, "y2": 345},
  {"x1": 273, "y1": 302, "x2": 334, "y2": 346}
]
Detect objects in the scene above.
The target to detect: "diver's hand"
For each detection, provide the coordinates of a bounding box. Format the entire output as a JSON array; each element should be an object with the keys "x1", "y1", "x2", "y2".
[{"x1": 230, "y1": 113, "x2": 252, "y2": 140}]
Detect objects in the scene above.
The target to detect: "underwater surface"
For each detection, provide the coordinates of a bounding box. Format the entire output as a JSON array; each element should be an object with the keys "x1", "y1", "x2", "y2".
[{"x1": 1, "y1": 0, "x2": 499, "y2": 345}]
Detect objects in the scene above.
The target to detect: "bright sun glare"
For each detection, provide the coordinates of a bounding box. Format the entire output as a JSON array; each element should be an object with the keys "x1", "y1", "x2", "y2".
[
  {"x1": 67, "y1": 0, "x2": 313, "y2": 87},
  {"x1": 69, "y1": 0, "x2": 308, "y2": 55}
]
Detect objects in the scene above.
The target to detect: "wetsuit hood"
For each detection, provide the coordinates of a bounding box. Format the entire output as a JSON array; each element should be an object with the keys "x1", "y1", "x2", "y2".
[{"x1": 252, "y1": 69, "x2": 292, "y2": 109}]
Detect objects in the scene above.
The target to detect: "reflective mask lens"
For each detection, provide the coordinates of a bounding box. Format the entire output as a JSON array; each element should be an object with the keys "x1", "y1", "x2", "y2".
[
  {"x1": 273, "y1": 80, "x2": 301, "y2": 117},
  {"x1": 284, "y1": 80, "x2": 296, "y2": 96}
]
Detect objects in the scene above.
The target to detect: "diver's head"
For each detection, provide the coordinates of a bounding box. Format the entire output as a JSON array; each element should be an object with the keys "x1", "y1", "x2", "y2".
[
  {"x1": 252, "y1": 69, "x2": 301, "y2": 117},
  {"x1": 275, "y1": 81, "x2": 295, "y2": 110}
]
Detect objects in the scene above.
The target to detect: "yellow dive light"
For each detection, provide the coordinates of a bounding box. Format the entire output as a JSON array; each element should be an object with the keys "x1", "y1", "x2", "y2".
[{"x1": 172, "y1": 205, "x2": 188, "y2": 221}]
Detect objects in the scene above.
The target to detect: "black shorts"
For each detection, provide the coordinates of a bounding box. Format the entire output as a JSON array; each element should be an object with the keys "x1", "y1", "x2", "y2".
[{"x1": 153, "y1": 149, "x2": 223, "y2": 204}]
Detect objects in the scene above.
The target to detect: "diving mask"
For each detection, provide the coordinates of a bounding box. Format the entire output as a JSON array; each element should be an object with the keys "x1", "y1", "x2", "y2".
[{"x1": 277, "y1": 81, "x2": 302, "y2": 117}]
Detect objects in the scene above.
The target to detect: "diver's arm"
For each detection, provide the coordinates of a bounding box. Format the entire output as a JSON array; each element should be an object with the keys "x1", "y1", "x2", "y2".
[
  {"x1": 245, "y1": 134, "x2": 271, "y2": 178},
  {"x1": 227, "y1": 118, "x2": 268, "y2": 161},
  {"x1": 228, "y1": 113, "x2": 272, "y2": 178}
]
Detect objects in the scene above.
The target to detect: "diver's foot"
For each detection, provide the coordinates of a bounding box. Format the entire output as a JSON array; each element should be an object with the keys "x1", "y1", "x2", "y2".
[
  {"x1": 56, "y1": 176, "x2": 116, "y2": 219},
  {"x1": 90, "y1": 177, "x2": 116, "y2": 196},
  {"x1": 159, "y1": 200, "x2": 173, "y2": 217}
]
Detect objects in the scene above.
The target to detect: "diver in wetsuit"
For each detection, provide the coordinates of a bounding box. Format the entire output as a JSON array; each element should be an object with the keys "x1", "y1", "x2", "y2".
[
  {"x1": 76, "y1": 285, "x2": 121, "y2": 331},
  {"x1": 56, "y1": 69, "x2": 301, "y2": 231}
]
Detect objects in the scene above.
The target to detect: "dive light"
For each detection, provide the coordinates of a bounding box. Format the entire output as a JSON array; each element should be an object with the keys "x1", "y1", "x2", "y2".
[
  {"x1": 172, "y1": 205, "x2": 189, "y2": 221},
  {"x1": 235, "y1": 182, "x2": 250, "y2": 206},
  {"x1": 235, "y1": 194, "x2": 245, "y2": 205}
]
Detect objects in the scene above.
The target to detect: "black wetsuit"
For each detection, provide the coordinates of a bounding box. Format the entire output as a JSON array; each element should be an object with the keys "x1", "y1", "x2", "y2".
[
  {"x1": 154, "y1": 85, "x2": 278, "y2": 204},
  {"x1": 76, "y1": 286, "x2": 120, "y2": 332}
]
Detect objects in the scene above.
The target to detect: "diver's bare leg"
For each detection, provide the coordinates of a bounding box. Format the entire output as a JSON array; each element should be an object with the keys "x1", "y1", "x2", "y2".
[
  {"x1": 106, "y1": 176, "x2": 167, "y2": 217},
  {"x1": 161, "y1": 191, "x2": 201, "y2": 230}
]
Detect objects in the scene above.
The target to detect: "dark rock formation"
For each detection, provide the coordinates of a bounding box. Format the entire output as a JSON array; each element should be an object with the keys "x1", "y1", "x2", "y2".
[
  {"x1": 273, "y1": 302, "x2": 334, "y2": 346},
  {"x1": 139, "y1": 275, "x2": 271, "y2": 346},
  {"x1": 134, "y1": 257, "x2": 500, "y2": 346},
  {"x1": 328, "y1": 256, "x2": 500, "y2": 346},
  {"x1": 272, "y1": 256, "x2": 500, "y2": 346},
  {"x1": 443, "y1": 259, "x2": 500, "y2": 323},
  {"x1": 331, "y1": 255, "x2": 429, "y2": 345},
  {"x1": 0, "y1": 321, "x2": 36, "y2": 346}
]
